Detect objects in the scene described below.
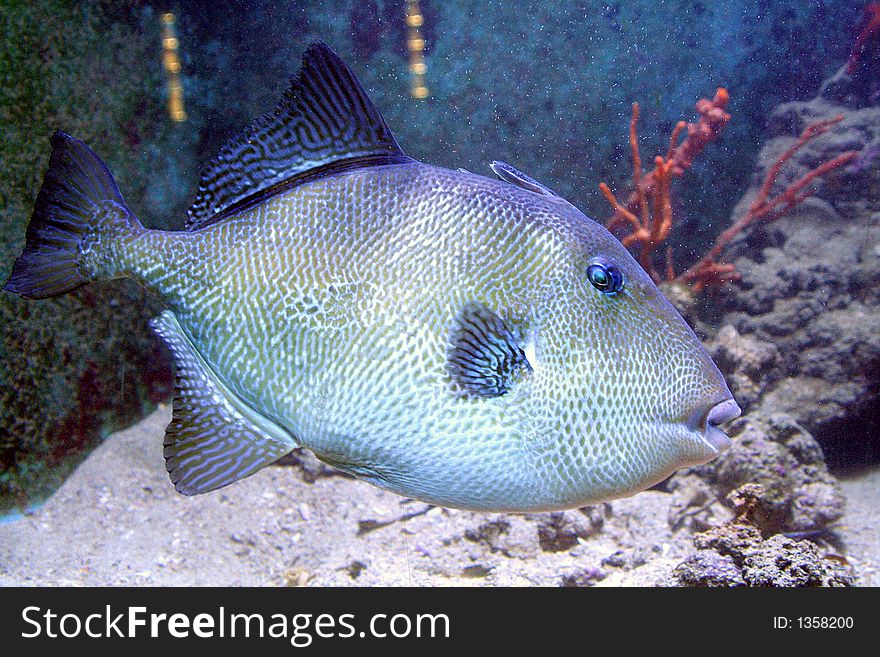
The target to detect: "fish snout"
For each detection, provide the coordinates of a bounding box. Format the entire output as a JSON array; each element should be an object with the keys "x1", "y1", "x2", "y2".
[{"x1": 687, "y1": 397, "x2": 742, "y2": 454}]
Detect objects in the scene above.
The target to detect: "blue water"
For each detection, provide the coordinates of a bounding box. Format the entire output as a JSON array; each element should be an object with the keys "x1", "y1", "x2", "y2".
[{"x1": 0, "y1": 1, "x2": 877, "y2": 565}]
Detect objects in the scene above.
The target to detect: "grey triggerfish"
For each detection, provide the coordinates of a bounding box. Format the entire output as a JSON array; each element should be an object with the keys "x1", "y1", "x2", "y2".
[{"x1": 4, "y1": 43, "x2": 740, "y2": 511}]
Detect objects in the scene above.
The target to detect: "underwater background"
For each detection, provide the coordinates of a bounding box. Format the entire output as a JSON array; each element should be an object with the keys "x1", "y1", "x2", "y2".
[{"x1": 0, "y1": 0, "x2": 877, "y2": 586}]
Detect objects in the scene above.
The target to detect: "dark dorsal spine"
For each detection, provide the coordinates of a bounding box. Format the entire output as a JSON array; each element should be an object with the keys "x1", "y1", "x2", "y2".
[{"x1": 186, "y1": 42, "x2": 411, "y2": 231}]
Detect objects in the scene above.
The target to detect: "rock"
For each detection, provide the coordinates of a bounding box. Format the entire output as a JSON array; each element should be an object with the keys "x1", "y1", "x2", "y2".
[
  {"x1": 667, "y1": 472, "x2": 732, "y2": 533},
  {"x1": 560, "y1": 566, "x2": 606, "y2": 587},
  {"x1": 596, "y1": 559, "x2": 681, "y2": 587},
  {"x1": 707, "y1": 325, "x2": 781, "y2": 411},
  {"x1": 497, "y1": 517, "x2": 544, "y2": 560},
  {"x1": 535, "y1": 509, "x2": 602, "y2": 552},
  {"x1": 463, "y1": 516, "x2": 543, "y2": 559},
  {"x1": 670, "y1": 411, "x2": 845, "y2": 534},
  {"x1": 742, "y1": 534, "x2": 853, "y2": 587},
  {"x1": 675, "y1": 552, "x2": 745, "y2": 587},
  {"x1": 675, "y1": 485, "x2": 855, "y2": 587},
  {"x1": 819, "y1": 63, "x2": 880, "y2": 111},
  {"x1": 601, "y1": 547, "x2": 649, "y2": 570},
  {"x1": 715, "y1": 73, "x2": 880, "y2": 467}
]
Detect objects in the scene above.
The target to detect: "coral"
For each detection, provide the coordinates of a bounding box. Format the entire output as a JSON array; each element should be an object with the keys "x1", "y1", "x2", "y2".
[
  {"x1": 602, "y1": 91, "x2": 857, "y2": 293},
  {"x1": 846, "y1": 2, "x2": 880, "y2": 75},
  {"x1": 601, "y1": 89, "x2": 730, "y2": 281},
  {"x1": 674, "y1": 484, "x2": 855, "y2": 587},
  {"x1": 678, "y1": 117, "x2": 858, "y2": 291}
]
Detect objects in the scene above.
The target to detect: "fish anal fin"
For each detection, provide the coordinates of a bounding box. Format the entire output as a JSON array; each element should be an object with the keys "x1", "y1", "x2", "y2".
[{"x1": 150, "y1": 311, "x2": 298, "y2": 495}]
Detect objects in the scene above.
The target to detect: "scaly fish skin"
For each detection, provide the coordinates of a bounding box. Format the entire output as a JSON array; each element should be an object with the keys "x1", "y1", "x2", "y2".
[{"x1": 4, "y1": 44, "x2": 739, "y2": 511}]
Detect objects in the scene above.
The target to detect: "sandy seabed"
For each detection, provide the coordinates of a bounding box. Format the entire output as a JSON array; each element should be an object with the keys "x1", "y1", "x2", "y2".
[{"x1": 1, "y1": 405, "x2": 877, "y2": 587}]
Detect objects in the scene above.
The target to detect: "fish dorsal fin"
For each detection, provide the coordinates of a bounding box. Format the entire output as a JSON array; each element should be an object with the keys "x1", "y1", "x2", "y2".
[
  {"x1": 447, "y1": 302, "x2": 533, "y2": 398},
  {"x1": 150, "y1": 311, "x2": 299, "y2": 494},
  {"x1": 490, "y1": 160, "x2": 559, "y2": 197},
  {"x1": 186, "y1": 42, "x2": 411, "y2": 231}
]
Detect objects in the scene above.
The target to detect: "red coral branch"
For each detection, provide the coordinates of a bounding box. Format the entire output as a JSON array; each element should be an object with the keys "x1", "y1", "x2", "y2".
[
  {"x1": 603, "y1": 89, "x2": 730, "y2": 283},
  {"x1": 847, "y1": 2, "x2": 880, "y2": 75},
  {"x1": 602, "y1": 92, "x2": 858, "y2": 294},
  {"x1": 677, "y1": 116, "x2": 858, "y2": 291},
  {"x1": 606, "y1": 88, "x2": 730, "y2": 236},
  {"x1": 599, "y1": 102, "x2": 675, "y2": 281}
]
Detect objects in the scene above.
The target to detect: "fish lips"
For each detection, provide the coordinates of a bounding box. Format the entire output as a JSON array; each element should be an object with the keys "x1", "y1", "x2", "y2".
[{"x1": 689, "y1": 398, "x2": 742, "y2": 454}]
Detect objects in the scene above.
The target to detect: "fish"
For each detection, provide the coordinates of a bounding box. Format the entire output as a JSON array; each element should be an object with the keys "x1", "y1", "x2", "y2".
[{"x1": 3, "y1": 43, "x2": 740, "y2": 512}]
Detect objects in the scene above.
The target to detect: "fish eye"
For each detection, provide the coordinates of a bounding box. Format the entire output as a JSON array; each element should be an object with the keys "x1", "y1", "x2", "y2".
[{"x1": 586, "y1": 260, "x2": 624, "y2": 295}]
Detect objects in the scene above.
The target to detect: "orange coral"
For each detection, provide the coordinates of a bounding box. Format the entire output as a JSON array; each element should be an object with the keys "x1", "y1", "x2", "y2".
[
  {"x1": 602, "y1": 89, "x2": 730, "y2": 282},
  {"x1": 602, "y1": 93, "x2": 858, "y2": 293},
  {"x1": 678, "y1": 116, "x2": 858, "y2": 291}
]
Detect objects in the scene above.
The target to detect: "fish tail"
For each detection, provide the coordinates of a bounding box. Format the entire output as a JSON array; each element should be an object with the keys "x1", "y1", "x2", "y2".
[{"x1": 3, "y1": 131, "x2": 143, "y2": 299}]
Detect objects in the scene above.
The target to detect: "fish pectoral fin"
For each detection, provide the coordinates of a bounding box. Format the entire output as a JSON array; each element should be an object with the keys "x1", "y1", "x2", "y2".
[
  {"x1": 489, "y1": 160, "x2": 559, "y2": 197},
  {"x1": 447, "y1": 302, "x2": 533, "y2": 398},
  {"x1": 150, "y1": 311, "x2": 298, "y2": 495}
]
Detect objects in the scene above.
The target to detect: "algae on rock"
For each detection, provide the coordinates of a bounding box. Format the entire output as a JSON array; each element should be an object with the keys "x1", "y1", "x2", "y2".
[{"x1": 0, "y1": 1, "x2": 199, "y2": 512}]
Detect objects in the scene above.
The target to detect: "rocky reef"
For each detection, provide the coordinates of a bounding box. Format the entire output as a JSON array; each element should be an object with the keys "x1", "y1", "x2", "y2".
[
  {"x1": 668, "y1": 411, "x2": 845, "y2": 535},
  {"x1": 654, "y1": 62, "x2": 879, "y2": 584},
  {"x1": 674, "y1": 484, "x2": 854, "y2": 587},
  {"x1": 708, "y1": 67, "x2": 880, "y2": 471},
  {"x1": 652, "y1": 59, "x2": 879, "y2": 585}
]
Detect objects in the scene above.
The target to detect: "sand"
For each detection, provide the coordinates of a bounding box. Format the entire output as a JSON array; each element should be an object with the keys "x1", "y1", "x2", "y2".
[{"x1": 0, "y1": 405, "x2": 876, "y2": 586}]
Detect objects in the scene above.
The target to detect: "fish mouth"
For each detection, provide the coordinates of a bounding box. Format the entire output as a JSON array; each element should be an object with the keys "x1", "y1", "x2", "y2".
[{"x1": 689, "y1": 398, "x2": 742, "y2": 454}]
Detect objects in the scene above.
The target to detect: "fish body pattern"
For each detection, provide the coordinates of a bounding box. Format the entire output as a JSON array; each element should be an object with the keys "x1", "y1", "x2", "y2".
[{"x1": 4, "y1": 44, "x2": 740, "y2": 511}]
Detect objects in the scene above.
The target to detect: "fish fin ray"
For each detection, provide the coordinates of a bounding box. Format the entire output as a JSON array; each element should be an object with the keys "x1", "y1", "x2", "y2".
[
  {"x1": 187, "y1": 42, "x2": 411, "y2": 231},
  {"x1": 490, "y1": 160, "x2": 559, "y2": 197},
  {"x1": 447, "y1": 302, "x2": 533, "y2": 398},
  {"x1": 150, "y1": 311, "x2": 298, "y2": 495}
]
